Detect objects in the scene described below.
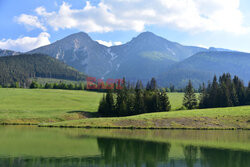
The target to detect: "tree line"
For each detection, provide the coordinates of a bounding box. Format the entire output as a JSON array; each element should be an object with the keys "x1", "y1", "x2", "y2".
[
  {"x1": 183, "y1": 73, "x2": 250, "y2": 110},
  {"x1": 199, "y1": 73, "x2": 250, "y2": 108},
  {"x1": 98, "y1": 78, "x2": 171, "y2": 117},
  {"x1": 29, "y1": 81, "x2": 86, "y2": 90},
  {"x1": 98, "y1": 73, "x2": 250, "y2": 117}
]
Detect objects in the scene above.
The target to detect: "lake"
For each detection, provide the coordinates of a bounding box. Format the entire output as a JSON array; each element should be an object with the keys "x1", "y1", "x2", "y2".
[{"x1": 0, "y1": 126, "x2": 249, "y2": 167}]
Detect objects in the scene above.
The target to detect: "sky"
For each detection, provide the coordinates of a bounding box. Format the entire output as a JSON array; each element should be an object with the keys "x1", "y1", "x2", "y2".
[{"x1": 0, "y1": 0, "x2": 250, "y2": 52}]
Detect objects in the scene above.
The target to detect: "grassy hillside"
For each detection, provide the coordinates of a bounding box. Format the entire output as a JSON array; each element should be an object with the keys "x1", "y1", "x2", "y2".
[
  {"x1": 0, "y1": 88, "x2": 249, "y2": 129},
  {"x1": 44, "y1": 106, "x2": 250, "y2": 129},
  {"x1": 0, "y1": 54, "x2": 86, "y2": 86},
  {"x1": 0, "y1": 89, "x2": 183, "y2": 124},
  {"x1": 0, "y1": 88, "x2": 102, "y2": 123}
]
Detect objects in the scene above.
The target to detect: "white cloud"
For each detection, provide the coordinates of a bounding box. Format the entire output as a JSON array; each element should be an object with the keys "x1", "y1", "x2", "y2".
[
  {"x1": 0, "y1": 32, "x2": 50, "y2": 52},
  {"x1": 114, "y1": 41, "x2": 122, "y2": 46},
  {"x1": 96, "y1": 40, "x2": 122, "y2": 47},
  {"x1": 197, "y1": 44, "x2": 209, "y2": 49},
  {"x1": 16, "y1": 14, "x2": 46, "y2": 31},
  {"x1": 20, "y1": 0, "x2": 249, "y2": 34},
  {"x1": 96, "y1": 40, "x2": 113, "y2": 47}
]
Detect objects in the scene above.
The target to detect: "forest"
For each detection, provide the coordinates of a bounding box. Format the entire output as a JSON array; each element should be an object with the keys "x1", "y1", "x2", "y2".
[
  {"x1": 0, "y1": 54, "x2": 86, "y2": 87},
  {"x1": 98, "y1": 73, "x2": 250, "y2": 117}
]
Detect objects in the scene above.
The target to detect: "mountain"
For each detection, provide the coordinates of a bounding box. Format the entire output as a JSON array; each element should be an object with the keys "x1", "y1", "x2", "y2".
[
  {"x1": 208, "y1": 47, "x2": 236, "y2": 52},
  {"x1": 29, "y1": 32, "x2": 113, "y2": 79},
  {"x1": 159, "y1": 51, "x2": 250, "y2": 88},
  {"x1": 0, "y1": 54, "x2": 86, "y2": 86},
  {"x1": 0, "y1": 49, "x2": 20, "y2": 57},
  {"x1": 29, "y1": 31, "x2": 207, "y2": 82}
]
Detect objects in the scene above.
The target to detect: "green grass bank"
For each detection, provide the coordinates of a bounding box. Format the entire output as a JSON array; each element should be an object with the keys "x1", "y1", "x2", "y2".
[{"x1": 0, "y1": 88, "x2": 249, "y2": 129}]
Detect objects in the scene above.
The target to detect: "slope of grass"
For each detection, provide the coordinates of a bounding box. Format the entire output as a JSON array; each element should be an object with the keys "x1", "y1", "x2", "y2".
[
  {"x1": 0, "y1": 89, "x2": 184, "y2": 124},
  {"x1": 43, "y1": 105, "x2": 250, "y2": 130},
  {"x1": 0, "y1": 88, "x2": 249, "y2": 129},
  {"x1": 0, "y1": 88, "x2": 102, "y2": 123},
  {"x1": 167, "y1": 92, "x2": 185, "y2": 110}
]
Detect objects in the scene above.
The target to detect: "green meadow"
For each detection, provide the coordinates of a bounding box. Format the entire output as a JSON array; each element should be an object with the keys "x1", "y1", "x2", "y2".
[
  {"x1": 0, "y1": 88, "x2": 102, "y2": 123},
  {"x1": 0, "y1": 88, "x2": 249, "y2": 129}
]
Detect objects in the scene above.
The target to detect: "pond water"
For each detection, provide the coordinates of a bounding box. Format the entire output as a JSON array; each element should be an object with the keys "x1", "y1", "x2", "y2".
[{"x1": 0, "y1": 126, "x2": 249, "y2": 167}]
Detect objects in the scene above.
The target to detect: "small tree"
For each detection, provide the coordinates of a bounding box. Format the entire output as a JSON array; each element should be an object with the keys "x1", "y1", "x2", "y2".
[
  {"x1": 30, "y1": 81, "x2": 39, "y2": 89},
  {"x1": 98, "y1": 95, "x2": 108, "y2": 116},
  {"x1": 68, "y1": 83, "x2": 75, "y2": 90},
  {"x1": 183, "y1": 80, "x2": 198, "y2": 110},
  {"x1": 159, "y1": 89, "x2": 171, "y2": 111},
  {"x1": 246, "y1": 82, "x2": 250, "y2": 105},
  {"x1": 134, "y1": 81, "x2": 145, "y2": 114},
  {"x1": 105, "y1": 90, "x2": 115, "y2": 116},
  {"x1": 45, "y1": 83, "x2": 53, "y2": 89}
]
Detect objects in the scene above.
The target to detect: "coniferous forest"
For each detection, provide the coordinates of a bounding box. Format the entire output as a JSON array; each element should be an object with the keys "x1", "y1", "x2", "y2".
[
  {"x1": 98, "y1": 74, "x2": 250, "y2": 117},
  {"x1": 0, "y1": 54, "x2": 86, "y2": 87},
  {"x1": 98, "y1": 78, "x2": 171, "y2": 117},
  {"x1": 199, "y1": 73, "x2": 250, "y2": 108}
]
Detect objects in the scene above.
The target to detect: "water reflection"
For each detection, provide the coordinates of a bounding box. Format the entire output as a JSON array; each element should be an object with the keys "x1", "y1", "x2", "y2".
[
  {"x1": 200, "y1": 147, "x2": 250, "y2": 167},
  {"x1": 183, "y1": 146, "x2": 198, "y2": 167},
  {"x1": 0, "y1": 127, "x2": 249, "y2": 167},
  {"x1": 97, "y1": 137, "x2": 171, "y2": 167}
]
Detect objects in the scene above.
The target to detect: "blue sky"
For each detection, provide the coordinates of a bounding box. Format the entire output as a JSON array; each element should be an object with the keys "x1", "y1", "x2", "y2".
[{"x1": 0, "y1": 0, "x2": 250, "y2": 52}]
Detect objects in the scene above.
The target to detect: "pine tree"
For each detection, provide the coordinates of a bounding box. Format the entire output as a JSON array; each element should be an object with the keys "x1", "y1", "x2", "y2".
[
  {"x1": 183, "y1": 80, "x2": 198, "y2": 110},
  {"x1": 159, "y1": 89, "x2": 171, "y2": 111},
  {"x1": 134, "y1": 81, "x2": 145, "y2": 114},
  {"x1": 246, "y1": 82, "x2": 250, "y2": 105},
  {"x1": 116, "y1": 78, "x2": 128, "y2": 116},
  {"x1": 151, "y1": 90, "x2": 161, "y2": 112},
  {"x1": 218, "y1": 73, "x2": 233, "y2": 107},
  {"x1": 143, "y1": 90, "x2": 152, "y2": 113},
  {"x1": 126, "y1": 93, "x2": 135, "y2": 115},
  {"x1": 105, "y1": 90, "x2": 115, "y2": 116},
  {"x1": 209, "y1": 75, "x2": 219, "y2": 107},
  {"x1": 150, "y1": 78, "x2": 157, "y2": 91},
  {"x1": 146, "y1": 81, "x2": 151, "y2": 90},
  {"x1": 233, "y1": 76, "x2": 245, "y2": 105},
  {"x1": 199, "y1": 82, "x2": 207, "y2": 108},
  {"x1": 219, "y1": 83, "x2": 233, "y2": 107},
  {"x1": 98, "y1": 94, "x2": 108, "y2": 116},
  {"x1": 30, "y1": 81, "x2": 39, "y2": 89}
]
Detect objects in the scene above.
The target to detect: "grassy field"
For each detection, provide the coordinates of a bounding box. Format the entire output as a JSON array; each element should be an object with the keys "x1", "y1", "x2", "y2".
[
  {"x1": 44, "y1": 105, "x2": 250, "y2": 129},
  {"x1": 0, "y1": 88, "x2": 103, "y2": 123},
  {"x1": 0, "y1": 88, "x2": 184, "y2": 123},
  {"x1": 0, "y1": 88, "x2": 249, "y2": 129}
]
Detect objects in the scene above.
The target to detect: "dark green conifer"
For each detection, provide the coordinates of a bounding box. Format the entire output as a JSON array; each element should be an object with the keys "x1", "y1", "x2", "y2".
[{"x1": 183, "y1": 80, "x2": 198, "y2": 109}]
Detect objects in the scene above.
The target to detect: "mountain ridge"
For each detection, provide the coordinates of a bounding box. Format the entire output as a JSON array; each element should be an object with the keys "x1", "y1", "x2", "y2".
[{"x1": 28, "y1": 31, "x2": 209, "y2": 82}]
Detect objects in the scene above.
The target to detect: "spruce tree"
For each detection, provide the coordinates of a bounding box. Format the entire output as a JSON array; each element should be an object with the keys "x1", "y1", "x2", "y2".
[
  {"x1": 151, "y1": 90, "x2": 161, "y2": 112},
  {"x1": 233, "y1": 76, "x2": 245, "y2": 105},
  {"x1": 183, "y1": 80, "x2": 198, "y2": 110},
  {"x1": 30, "y1": 81, "x2": 39, "y2": 89},
  {"x1": 106, "y1": 90, "x2": 115, "y2": 116},
  {"x1": 116, "y1": 78, "x2": 128, "y2": 116},
  {"x1": 199, "y1": 82, "x2": 207, "y2": 108},
  {"x1": 246, "y1": 82, "x2": 250, "y2": 105},
  {"x1": 98, "y1": 95, "x2": 108, "y2": 116},
  {"x1": 150, "y1": 78, "x2": 157, "y2": 91},
  {"x1": 218, "y1": 73, "x2": 233, "y2": 107},
  {"x1": 209, "y1": 75, "x2": 219, "y2": 107},
  {"x1": 134, "y1": 81, "x2": 145, "y2": 114},
  {"x1": 159, "y1": 89, "x2": 171, "y2": 111}
]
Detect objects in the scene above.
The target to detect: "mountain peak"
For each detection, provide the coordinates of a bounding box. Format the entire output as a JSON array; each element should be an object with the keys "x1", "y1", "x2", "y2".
[
  {"x1": 64, "y1": 31, "x2": 91, "y2": 41},
  {"x1": 136, "y1": 31, "x2": 159, "y2": 39}
]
